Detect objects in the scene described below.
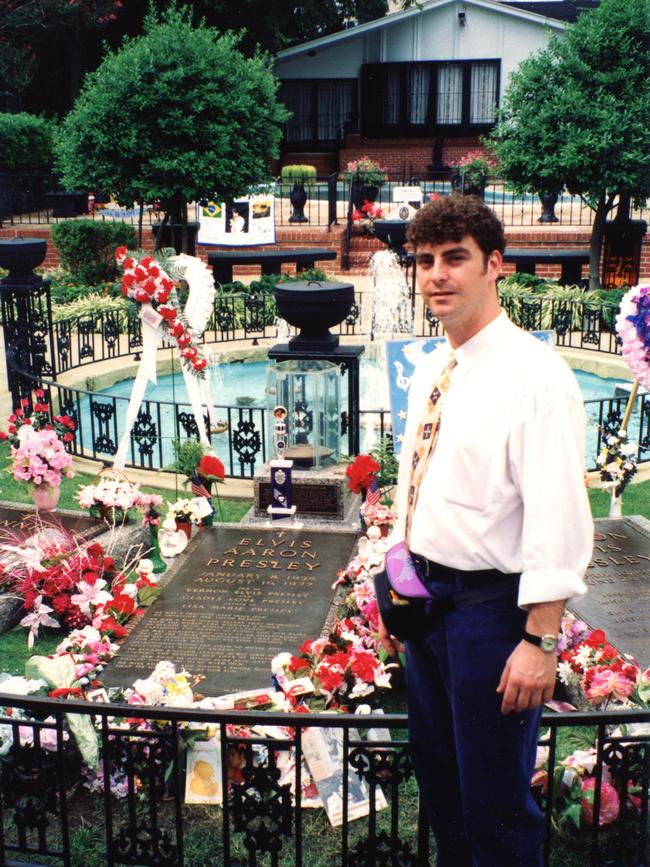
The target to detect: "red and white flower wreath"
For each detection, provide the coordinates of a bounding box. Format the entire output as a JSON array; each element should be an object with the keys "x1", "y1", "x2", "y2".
[{"x1": 115, "y1": 245, "x2": 208, "y2": 375}]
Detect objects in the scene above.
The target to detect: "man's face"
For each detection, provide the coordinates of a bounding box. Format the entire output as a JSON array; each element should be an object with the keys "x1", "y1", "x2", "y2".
[{"x1": 414, "y1": 235, "x2": 502, "y2": 347}]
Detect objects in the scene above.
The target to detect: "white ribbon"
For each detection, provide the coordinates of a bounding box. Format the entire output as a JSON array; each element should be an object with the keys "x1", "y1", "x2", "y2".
[
  {"x1": 113, "y1": 306, "x2": 161, "y2": 471},
  {"x1": 112, "y1": 255, "x2": 219, "y2": 470}
]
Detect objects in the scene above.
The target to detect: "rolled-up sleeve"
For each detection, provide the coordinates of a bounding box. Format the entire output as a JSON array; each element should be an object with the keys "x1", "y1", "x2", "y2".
[{"x1": 509, "y1": 383, "x2": 594, "y2": 608}]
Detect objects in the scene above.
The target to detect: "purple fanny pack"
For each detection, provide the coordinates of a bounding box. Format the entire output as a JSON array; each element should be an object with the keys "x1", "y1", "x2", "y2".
[{"x1": 384, "y1": 541, "x2": 431, "y2": 598}]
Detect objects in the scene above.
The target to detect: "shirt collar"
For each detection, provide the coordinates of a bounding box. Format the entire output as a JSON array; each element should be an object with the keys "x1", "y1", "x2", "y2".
[{"x1": 448, "y1": 310, "x2": 513, "y2": 368}]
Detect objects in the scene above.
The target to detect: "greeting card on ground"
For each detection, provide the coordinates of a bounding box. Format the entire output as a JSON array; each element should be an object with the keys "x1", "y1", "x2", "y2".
[{"x1": 184, "y1": 739, "x2": 223, "y2": 805}]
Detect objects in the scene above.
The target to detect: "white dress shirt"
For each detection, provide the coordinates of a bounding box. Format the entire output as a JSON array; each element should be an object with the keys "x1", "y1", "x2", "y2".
[{"x1": 392, "y1": 311, "x2": 594, "y2": 608}]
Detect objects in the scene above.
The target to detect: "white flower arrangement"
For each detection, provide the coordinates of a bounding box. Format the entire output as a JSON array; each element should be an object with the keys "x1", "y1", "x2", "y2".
[
  {"x1": 596, "y1": 428, "x2": 637, "y2": 496},
  {"x1": 166, "y1": 498, "x2": 203, "y2": 524}
]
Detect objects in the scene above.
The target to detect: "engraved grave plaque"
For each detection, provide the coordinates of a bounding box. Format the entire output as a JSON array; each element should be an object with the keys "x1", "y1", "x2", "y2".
[
  {"x1": 102, "y1": 526, "x2": 358, "y2": 695},
  {"x1": 568, "y1": 518, "x2": 650, "y2": 666},
  {"x1": 0, "y1": 505, "x2": 102, "y2": 540}
]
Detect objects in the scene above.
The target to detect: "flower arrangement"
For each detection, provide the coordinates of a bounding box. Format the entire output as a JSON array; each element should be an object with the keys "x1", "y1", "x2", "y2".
[
  {"x1": 360, "y1": 502, "x2": 395, "y2": 532},
  {"x1": 10, "y1": 428, "x2": 74, "y2": 490},
  {"x1": 596, "y1": 428, "x2": 637, "y2": 497},
  {"x1": 114, "y1": 246, "x2": 208, "y2": 378},
  {"x1": 0, "y1": 389, "x2": 76, "y2": 448},
  {"x1": 9, "y1": 537, "x2": 128, "y2": 645},
  {"x1": 557, "y1": 626, "x2": 649, "y2": 710},
  {"x1": 344, "y1": 156, "x2": 387, "y2": 188},
  {"x1": 271, "y1": 619, "x2": 396, "y2": 711},
  {"x1": 197, "y1": 454, "x2": 225, "y2": 483},
  {"x1": 76, "y1": 477, "x2": 151, "y2": 522},
  {"x1": 351, "y1": 199, "x2": 383, "y2": 225},
  {"x1": 615, "y1": 284, "x2": 650, "y2": 393},
  {"x1": 451, "y1": 149, "x2": 497, "y2": 188},
  {"x1": 345, "y1": 453, "x2": 380, "y2": 495},
  {"x1": 167, "y1": 498, "x2": 203, "y2": 525}
]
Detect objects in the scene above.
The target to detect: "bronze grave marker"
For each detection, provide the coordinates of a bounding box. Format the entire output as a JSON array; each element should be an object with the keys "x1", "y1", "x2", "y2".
[
  {"x1": 101, "y1": 526, "x2": 358, "y2": 695},
  {"x1": 568, "y1": 518, "x2": 650, "y2": 666},
  {"x1": 0, "y1": 505, "x2": 102, "y2": 540}
]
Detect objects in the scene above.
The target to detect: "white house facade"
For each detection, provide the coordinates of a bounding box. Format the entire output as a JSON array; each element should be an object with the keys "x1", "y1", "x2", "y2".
[{"x1": 273, "y1": 0, "x2": 570, "y2": 177}]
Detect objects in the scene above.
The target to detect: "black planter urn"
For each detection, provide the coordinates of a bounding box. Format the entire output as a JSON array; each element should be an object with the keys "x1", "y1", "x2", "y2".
[
  {"x1": 0, "y1": 237, "x2": 47, "y2": 287},
  {"x1": 351, "y1": 179, "x2": 379, "y2": 210},
  {"x1": 288, "y1": 182, "x2": 308, "y2": 223},
  {"x1": 538, "y1": 191, "x2": 559, "y2": 223},
  {"x1": 273, "y1": 279, "x2": 355, "y2": 351},
  {"x1": 451, "y1": 172, "x2": 486, "y2": 199}
]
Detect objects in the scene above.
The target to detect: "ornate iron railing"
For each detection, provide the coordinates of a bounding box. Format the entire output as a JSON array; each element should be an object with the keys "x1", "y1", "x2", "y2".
[
  {"x1": 7, "y1": 293, "x2": 650, "y2": 477},
  {"x1": 2, "y1": 175, "x2": 648, "y2": 229},
  {"x1": 0, "y1": 693, "x2": 647, "y2": 867}
]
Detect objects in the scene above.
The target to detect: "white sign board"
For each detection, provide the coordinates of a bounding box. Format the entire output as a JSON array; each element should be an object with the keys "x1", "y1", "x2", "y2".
[{"x1": 392, "y1": 186, "x2": 423, "y2": 203}]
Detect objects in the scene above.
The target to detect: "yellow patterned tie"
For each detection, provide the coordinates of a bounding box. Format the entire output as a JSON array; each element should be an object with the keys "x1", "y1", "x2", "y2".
[{"x1": 404, "y1": 352, "x2": 457, "y2": 545}]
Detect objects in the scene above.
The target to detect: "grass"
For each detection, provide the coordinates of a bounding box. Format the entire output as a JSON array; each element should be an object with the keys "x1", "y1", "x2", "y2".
[
  {"x1": 0, "y1": 441, "x2": 251, "y2": 522},
  {"x1": 587, "y1": 478, "x2": 650, "y2": 519}
]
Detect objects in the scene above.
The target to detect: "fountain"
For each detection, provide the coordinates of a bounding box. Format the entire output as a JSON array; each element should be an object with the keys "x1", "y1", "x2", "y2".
[{"x1": 242, "y1": 279, "x2": 366, "y2": 528}]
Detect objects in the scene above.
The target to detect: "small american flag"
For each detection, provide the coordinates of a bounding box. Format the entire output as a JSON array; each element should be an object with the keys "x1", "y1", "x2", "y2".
[
  {"x1": 191, "y1": 477, "x2": 211, "y2": 499},
  {"x1": 365, "y1": 477, "x2": 381, "y2": 507}
]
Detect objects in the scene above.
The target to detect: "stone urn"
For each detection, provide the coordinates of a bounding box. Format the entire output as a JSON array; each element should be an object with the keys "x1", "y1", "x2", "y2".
[
  {"x1": 0, "y1": 237, "x2": 47, "y2": 287},
  {"x1": 351, "y1": 179, "x2": 380, "y2": 210},
  {"x1": 273, "y1": 279, "x2": 355, "y2": 350},
  {"x1": 538, "y1": 191, "x2": 559, "y2": 223},
  {"x1": 288, "y1": 182, "x2": 308, "y2": 223}
]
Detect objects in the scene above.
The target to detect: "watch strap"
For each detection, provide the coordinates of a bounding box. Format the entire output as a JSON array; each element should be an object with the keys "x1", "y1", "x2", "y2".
[{"x1": 522, "y1": 630, "x2": 557, "y2": 652}]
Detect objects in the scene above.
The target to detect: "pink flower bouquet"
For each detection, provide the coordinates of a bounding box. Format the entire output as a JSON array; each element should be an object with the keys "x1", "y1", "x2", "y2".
[{"x1": 10, "y1": 428, "x2": 74, "y2": 489}]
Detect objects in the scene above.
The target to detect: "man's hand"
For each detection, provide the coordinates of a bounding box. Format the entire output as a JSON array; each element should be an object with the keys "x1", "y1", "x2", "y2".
[
  {"x1": 496, "y1": 641, "x2": 557, "y2": 714},
  {"x1": 377, "y1": 609, "x2": 404, "y2": 658}
]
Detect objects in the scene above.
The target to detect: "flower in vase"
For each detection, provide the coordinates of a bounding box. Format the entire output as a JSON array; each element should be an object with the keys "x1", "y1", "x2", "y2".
[{"x1": 10, "y1": 428, "x2": 74, "y2": 489}]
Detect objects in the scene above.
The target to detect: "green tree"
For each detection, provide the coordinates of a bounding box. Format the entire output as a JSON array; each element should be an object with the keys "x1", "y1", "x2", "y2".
[
  {"x1": 54, "y1": 7, "x2": 289, "y2": 251},
  {"x1": 489, "y1": 0, "x2": 650, "y2": 288},
  {"x1": 145, "y1": 0, "x2": 390, "y2": 54}
]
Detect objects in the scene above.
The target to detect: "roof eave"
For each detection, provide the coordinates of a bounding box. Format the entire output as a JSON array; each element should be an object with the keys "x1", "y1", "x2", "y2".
[{"x1": 275, "y1": 0, "x2": 566, "y2": 62}]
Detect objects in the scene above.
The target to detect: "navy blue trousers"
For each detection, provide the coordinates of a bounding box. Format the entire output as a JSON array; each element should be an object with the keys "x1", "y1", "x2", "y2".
[{"x1": 405, "y1": 581, "x2": 544, "y2": 867}]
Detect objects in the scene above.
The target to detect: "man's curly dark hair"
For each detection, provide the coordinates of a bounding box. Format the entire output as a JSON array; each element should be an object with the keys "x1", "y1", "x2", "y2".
[{"x1": 406, "y1": 195, "x2": 505, "y2": 262}]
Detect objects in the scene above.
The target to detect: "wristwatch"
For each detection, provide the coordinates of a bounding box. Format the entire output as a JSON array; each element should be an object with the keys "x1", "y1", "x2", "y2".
[{"x1": 522, "y1": 630, "x2": 558, "y2": 654}]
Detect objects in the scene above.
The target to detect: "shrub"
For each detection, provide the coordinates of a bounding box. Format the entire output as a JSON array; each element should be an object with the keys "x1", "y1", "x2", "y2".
[
  {"x1": 596, "y1": 286, "x2": 627, "y2": 331},
  {"x1": 51, "y1": 294, "x2": 131, "y2": 329},
  {"x1": 51, "y1": 220, "x2": 136, "y2": 285},
  {"x1": 280, "y1": 164, "x2": 317, "y2": 186},
  {"x1": 0, "y1": 113, "x2": 55, "y2": 175},
  {"x1": 47, "y1": 268, "x2": 121, "y2": 304}
]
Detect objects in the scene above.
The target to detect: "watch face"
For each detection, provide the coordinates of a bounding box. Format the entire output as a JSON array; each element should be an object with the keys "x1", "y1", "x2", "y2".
[{"x1": 540, "y1": 635, "x2": 557, "y2": 653}]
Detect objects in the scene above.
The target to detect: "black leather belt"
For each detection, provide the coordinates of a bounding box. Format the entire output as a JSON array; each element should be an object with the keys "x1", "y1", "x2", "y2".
[{"x1": 411, "y1": 553, "x2": 520, "y2": 587}]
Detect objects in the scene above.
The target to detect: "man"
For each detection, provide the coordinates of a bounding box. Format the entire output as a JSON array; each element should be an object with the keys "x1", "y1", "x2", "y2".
[{"x1": 380, "y1": 195, "x2": 593, "y2": 866}]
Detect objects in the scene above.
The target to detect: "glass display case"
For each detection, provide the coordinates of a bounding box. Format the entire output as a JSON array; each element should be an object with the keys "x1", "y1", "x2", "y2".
[{"x1": 267, "y1": 359, "x2": 341, "y2": 468}]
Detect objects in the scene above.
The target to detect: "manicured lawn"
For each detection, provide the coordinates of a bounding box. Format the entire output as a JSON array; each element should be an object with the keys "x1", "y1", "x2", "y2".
[
  {"x1": 0, "y1": 441, "x2": 251, "y2": 521},
  {"x1": 587, "y1": 478, "x2": 650, "y2": 519}
]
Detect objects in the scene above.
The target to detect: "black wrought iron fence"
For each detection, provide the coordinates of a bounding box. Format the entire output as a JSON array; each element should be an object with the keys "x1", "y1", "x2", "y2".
[
  {"x1": 0, "y1": 693, "x2": 647, "y2": 867},
  {"x1": 3, "y1": 174, "x2": 648, "y2": 230},
  {"x1": 9, "y1": 295, "x2": 650, "y2": 477}
]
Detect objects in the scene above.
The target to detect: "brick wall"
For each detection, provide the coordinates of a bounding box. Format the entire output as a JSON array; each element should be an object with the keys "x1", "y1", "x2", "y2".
[
  {"x1": 3, "y1": 223, "x2": 648, "y2": 283},
  {"x1": 339, "y1": 135, "x2": 486, "y2": 177},
  {"x1": 1, "y1": 224, "x2": 348, "y2": 278}
]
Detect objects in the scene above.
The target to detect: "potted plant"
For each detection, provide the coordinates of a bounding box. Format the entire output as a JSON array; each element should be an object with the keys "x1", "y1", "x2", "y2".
[
  {"x1": 451, "y1": 150, "x2": 495, "y2": 198},
  {"x1": 344, "y1": 156, "x2": 387, "y2": 209},
  {"x1": 169, "y1": 438, "x2": 206, "y2": 482},
  {"x1": 166, "y1": 498, "x2": 202, "y2": 539},
  {"x1": 2, "y1": 390, "x2": 76, "y2": 511}
]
